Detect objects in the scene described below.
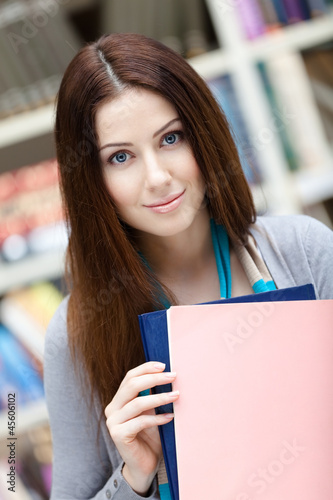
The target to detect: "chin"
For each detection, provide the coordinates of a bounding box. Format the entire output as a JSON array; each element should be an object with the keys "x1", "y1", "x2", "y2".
[{"x1": 140, "y1": 210, "x2": 202, "y2": 238}]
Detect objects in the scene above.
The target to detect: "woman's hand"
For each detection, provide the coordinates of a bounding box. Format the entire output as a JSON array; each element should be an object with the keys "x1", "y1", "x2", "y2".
[{"x1": 104, "y1": 361, "x2": 178, "y2": 496}]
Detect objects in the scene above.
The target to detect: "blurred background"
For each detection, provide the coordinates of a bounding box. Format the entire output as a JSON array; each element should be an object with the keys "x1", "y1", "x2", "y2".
[{"x1": 0, "y1": 0, "x2": 332, "y2": 497}]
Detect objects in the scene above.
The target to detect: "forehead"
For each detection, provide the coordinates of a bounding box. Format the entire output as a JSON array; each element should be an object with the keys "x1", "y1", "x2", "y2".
[{"x1": 95, "y1": 88, "x2": 178, "y2": 143}]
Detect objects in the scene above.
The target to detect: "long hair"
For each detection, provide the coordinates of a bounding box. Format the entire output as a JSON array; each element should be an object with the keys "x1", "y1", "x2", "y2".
[{"x1": 55, "y1": 33, "x2": 256, "y2": 410}]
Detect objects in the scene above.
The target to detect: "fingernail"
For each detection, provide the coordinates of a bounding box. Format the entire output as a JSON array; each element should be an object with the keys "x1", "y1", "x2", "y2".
[
  {"x1": 168, "y1": 390, "x2": 179, "y2": 398},
  {"x1": 165, "y1": 371, "x2": 176, "y2": 378},
  {"x1": 153, "y1": 362, "x2": 166, "y2": 370},
  {"x1": 163, "y1": 413, "x2": 174, "y2": 419}
]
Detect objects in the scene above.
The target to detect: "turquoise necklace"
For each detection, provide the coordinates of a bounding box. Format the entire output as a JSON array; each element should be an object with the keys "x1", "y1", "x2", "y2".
[{"x1": 210, "y1": 218, "x2": 232, "y2": 300}]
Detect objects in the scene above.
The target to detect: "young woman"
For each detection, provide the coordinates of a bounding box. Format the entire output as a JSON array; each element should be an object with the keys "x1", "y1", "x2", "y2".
[{"x1": 44, "y1": 33, "x2": 333, "y2": 499}]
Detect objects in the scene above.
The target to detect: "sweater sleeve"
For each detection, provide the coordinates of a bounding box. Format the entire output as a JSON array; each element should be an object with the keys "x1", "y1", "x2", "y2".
[
  {"x1": 43, "y1": 297, "x2": 160, "y2": 500},
  {"x1": 303, "y1": 215, "x2": 333, "y2": 300},
  {"x1": 251, "y1": 214, "x2": 333, "y2": 300}
]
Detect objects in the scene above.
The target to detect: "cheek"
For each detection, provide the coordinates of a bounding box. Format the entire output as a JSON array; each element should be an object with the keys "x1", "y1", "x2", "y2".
[
  {"x1": 188, "y1": 159, "x2": 206, "y2": 194},
  {"x1": 103, "y1": 170, "x2": 139, "y2": 209}
]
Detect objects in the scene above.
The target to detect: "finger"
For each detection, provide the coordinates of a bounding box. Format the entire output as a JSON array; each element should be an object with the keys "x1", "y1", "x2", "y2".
[
  {"x1": 107, "y1": 370, "x2": 176, "y2": 414},
  {"x1": 110, "y1": 391, "x2": 179, "y2": 425},
  {"x1": 121, "y1": 362, "x2": 167, "y2": 386},
  {"x1": 110, "y1": 413, "x2": 174, "y2": 444}
]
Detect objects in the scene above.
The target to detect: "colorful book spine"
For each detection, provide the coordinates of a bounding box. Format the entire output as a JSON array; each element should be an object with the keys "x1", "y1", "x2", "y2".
[
  {"x1": 0, "y1": 158, "x2": 63, "y2": 260},
  {"x1": 257, "y1": 0, "x2": 282, "y2": 31},
  {"x1": 257, "y1": 61, "x2": 299, "y2": 172},
  {"x1": 306, "y1": 0, "x2": 329, "y2": 16},
  {"x1": 208, "y1": 74, "x2": 262, "y2": 184},
  {"x1": 270, "y1": 0, "x2": 289, "y2": 23},
  {"x1": 0, "y1": 280, "x2": 64, "y2": 361},
  {"x1": 235, "y1": 0, "x2": 267, "y2": 39},
  {"x1": 0, "y1": 325, "x2": 44, "y2": 405},
  {"x1": 282, "y1": 0, "x2": 307, "y2": 22}
]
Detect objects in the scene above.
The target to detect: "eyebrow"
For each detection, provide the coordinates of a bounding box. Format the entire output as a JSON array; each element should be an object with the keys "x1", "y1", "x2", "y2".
[{"x1": 98, "y1": 117, "x2": 181, "y2": 152}]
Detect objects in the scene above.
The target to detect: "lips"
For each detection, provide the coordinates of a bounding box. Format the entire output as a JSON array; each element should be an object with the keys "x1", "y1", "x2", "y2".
[
  {"x1": 144, "y1": 190, "x2": 185, "y2": 214},
  {"x1": 145, "y1": 190, "x2": 185, "y2": 208}
]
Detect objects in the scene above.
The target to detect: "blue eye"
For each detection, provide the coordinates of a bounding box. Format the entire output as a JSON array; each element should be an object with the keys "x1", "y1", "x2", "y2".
[
  {"x1": 109, "y1": 152, "x2": 130, "y2": 164},
  {"x1": 162, "y1": 132, "x2": 182, "y2": 146}
]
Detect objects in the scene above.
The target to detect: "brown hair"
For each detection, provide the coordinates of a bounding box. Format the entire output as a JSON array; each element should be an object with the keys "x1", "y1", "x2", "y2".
[{"x1": 55, "y1": 33, "x2": 256, "y2": 410}]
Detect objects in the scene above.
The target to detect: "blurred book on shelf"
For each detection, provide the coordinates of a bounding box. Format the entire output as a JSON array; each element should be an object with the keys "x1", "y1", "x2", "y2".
[
  {"x1": 0, "y1": 279, "x2": 65, "y2": 363},
  {"x1": 0, "y1": 425, "x2": 52, "y2": 499},
  {"x1": 257, "y1": 51, "x2": 332, "y2": 173},
  {"x1": 0, "y1": 461, "x2": 34, "y2": 499},
  {"x1": 302, "y1": 45, "x2": 333, "y2": 151},
  {"x1": 207, "y1": 73, "x2": 262, "y2": 185},
  {"x1": 0, "y1": 157, "x2": 67, "y2": 263},
  {"x1": 101, "y1": 0, "x2": 215, "y2": 57},
  {"x1": 20, "y1": 426, "x2": 52, "y2": 499},
  {"x1": 0, "y1": 0, "x2": 82, "y2": 119},
  {"x1": 232, "y1": 0, "x2": 331, "y2": 40},
  {"x1": 0, "y1": 323, "x2": 44, "y2": 410}
]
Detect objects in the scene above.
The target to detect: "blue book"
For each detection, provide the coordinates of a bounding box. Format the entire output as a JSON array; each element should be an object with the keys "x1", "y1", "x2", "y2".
[
  {"x1": 208, "y1": 74, "x2": 262, "y2": 185},
  {"x1": 0, "y1": 325, "x2": 44, "y2": 405},
  {"x1": 270, "y1": 0, "x2": 289, "y2": 23},
  {"x1": 138, "y1": 284, "x2": 316, "y2": 500}
]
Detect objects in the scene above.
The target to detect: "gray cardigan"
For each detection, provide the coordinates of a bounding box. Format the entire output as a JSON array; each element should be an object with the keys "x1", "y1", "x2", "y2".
[{"x1": 44, "y1": 215, "x2": 333, "y2": 499}]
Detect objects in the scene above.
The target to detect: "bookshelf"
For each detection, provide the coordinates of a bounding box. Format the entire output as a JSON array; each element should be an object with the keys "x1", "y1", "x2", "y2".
[
  {"x1": 0, "y1": 400, "x2": 48, "y2": 441},
  {"x1": 0, "y1": 102, "x2": 55, "y2": 149},
  {"x1": 0, "y1": 0, "x2": 333, "y2": 497}
]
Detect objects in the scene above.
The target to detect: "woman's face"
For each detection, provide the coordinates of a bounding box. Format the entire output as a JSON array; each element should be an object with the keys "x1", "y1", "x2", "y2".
[{"x1": 96, "y1": 88, "x2": 207, "y2": 238}]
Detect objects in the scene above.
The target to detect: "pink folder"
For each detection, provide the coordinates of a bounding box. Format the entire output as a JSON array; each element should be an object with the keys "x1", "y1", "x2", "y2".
[{"x1": 167, "y1": 300, "x2": 333, "y2": 500}]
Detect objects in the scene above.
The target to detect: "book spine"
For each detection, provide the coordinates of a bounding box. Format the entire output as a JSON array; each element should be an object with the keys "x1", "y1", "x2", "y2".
[
  {"x1": 298, "y1": 0, "x2": 312, "y2": 19},
  {"x1": 281, "y1": 0, "x2": 307, "y2": 22},
  {"x1": 263, "y1": 51, "x2": 332, "y2": 172},
  {"x1": 0, "y1": 29, "x2": 31, "y2": 115},
  {"x1": 138, "y1": 0, "x2": 158, "y2": 40},
  {"x1": 270, "y1": 0, "x2": 289, "y2": 23},
  {"x1": 257, "y1": 0, "x2": 282, "y2": 31},
  {"x1": 183, "y1": 0, "x2": 209, "y2": 58},
  {"x1": 0, "y1": 325, "x2": 44, "y2": 404},
  {"x1": 258, "y1": 60, "x2": 300, "y2": 171},
  {"x1": 235, "y1": 0, "x2": 267, "y2": 39},
  {"x1": 3, "y1": 15, "x2": 48, "y2": 108},
  {"x1": 208, "y1": 74, "x2": 262, "y2": 184},
  {"x1": 306, "y1": 0, "x2": 329, "y2": 16},
  {"x1": 0, "y1": 159, "x2": 63, "y2": 255},
  {"x1": 157, "y1": 0, "x2": 183, "y2": 53}
]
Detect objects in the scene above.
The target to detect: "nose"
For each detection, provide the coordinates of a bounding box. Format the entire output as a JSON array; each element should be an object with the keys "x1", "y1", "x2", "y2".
[{"x1": 143, "y1": 152, "x2": 172, "y2": 190}]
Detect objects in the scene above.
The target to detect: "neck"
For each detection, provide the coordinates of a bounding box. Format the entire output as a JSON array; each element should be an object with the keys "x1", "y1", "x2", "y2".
[{"x1": 136, "y1": 209, "x2": 214, "y2": 283}]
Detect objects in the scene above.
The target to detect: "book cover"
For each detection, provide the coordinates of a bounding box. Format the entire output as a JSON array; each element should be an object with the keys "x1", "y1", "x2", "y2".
[
  {"x1": 168, "y1": 299, "x2": 333, "y2": 499},
  {"x1": 139, "y1": 284, "x2": 316, "y2": 500}
]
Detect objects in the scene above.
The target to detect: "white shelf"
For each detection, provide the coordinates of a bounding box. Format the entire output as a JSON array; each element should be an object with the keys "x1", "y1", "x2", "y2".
[
  {"x1": 0, "y1": 399, "x2": 48, "y2": 440},
  {"x1": 190, "y1": 13, "x2": 333, "y2": 78},
  {"x1": 0, "y1": 103, "x2": 56, "y2": 149},
  {"x1": 246, "y1": 14, "x2": 333, "y2": 61},
  {"x1": 1, "y1": 15, "x2": 331, "y2": 150},
  {"x1": 0, "y1": 247, "x2": 66, "y2": 295},
  {"x1": 296, "y1": 167, "x2": 333, "y2": 206}
]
